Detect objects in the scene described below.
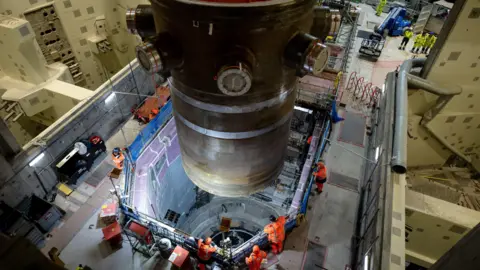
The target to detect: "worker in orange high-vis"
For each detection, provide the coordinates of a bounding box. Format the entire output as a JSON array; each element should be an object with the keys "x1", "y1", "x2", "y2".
[
  {"x1": 197, "y1": 237, "x2": 216, "y2": 270},
  {"x1": 148, "y1": 108, "x2": 159, "y2": 122},
  {"x1": 112, "y1": 147, "x2": 125, "y2": 169},
  {"x1": 264, "y1": 215, "x2": 286, "y2": 254},
  {"x1": 245, "y1": 245, "x2": 267, "y2": 270},
  {"x1": 313, "y1": 161, "x2": 327, "y2": 193}
]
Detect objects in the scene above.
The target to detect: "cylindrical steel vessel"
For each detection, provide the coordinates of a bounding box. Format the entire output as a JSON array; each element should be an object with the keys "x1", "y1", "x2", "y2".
[{"x1": 142, "y1": 0, "x2": 326, "y2": 197}]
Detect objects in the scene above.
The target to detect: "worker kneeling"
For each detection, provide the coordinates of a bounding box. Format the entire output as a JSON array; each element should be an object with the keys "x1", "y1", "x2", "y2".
[
  {"x1": 264, "y1": 215, "x2": 286, "y2": 254},
  {"x1": 197, "y1": 237, "x2": 216, "y2": 270},
  {"x1": 245, "y1": 245, "x2": 267, "y2": 270},
  {"x1": 112, "y1": 147, "x2": 125, "y2": 169},
  {"x1": 313, "y1": 161, "x2": 327, "y2": 193}
]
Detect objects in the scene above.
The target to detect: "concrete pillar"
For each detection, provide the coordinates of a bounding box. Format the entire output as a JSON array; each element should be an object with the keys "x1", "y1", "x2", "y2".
[
  {"x1": 429, "y1": 222, "x2": 480, "y2": 270},
  {"x1": 0, "y1": 154, "x2": 14, "y2": 185},
  {"x1": 0, "y1": 119, "x2": 21, "y2": 158}
]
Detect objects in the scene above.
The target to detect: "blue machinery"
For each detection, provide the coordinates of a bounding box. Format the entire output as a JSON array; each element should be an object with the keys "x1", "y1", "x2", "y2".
[
  {"x1": 376, "y1": 7, "x2": 411, "y2": 36},
  {"x1": 119, "y1": 100, "x2": 332, "y2": 267}
]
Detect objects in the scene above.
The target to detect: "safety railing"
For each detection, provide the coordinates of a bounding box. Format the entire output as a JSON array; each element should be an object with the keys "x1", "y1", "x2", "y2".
[
  {"x1": 346, "y1": 71, "x2": 382, "y2": 108},
  {"x1": 296, "y1": 86, "x2": 336, "y2": 110},
  {"x1": 120, "y1": 110, "x2": 333, "y2": 268},
  {"x1": 352, "y1": 73, "x2": 394, "y2": 270}
]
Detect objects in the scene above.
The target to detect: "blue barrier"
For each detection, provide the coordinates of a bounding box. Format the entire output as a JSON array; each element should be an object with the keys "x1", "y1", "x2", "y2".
[
  {"x1": 128, "y1": 101, "x2": 173, "y2": 162},
  {"x1": 300, "y1": 117, "x2": 331, "y2": 214}
]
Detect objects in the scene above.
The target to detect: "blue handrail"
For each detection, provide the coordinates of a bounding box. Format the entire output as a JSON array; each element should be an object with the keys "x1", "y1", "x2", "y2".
[{"x1": 300, "y1": 116, "x2": 331, "y2": 214}]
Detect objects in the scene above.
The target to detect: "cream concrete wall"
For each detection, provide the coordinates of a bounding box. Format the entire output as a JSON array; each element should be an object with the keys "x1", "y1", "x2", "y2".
[
  {"x1": 407, "y1": 115, "x2": 452, "y2": 168},
  {"x1": 408, "y1": 0, "x2": 480, "y2": 168},
  {"x1": 405, "y1": 189, "x2": 480, "y2": 267},
  {"x1": 388, "y1": 173, "x2": 407, "y2": 270},
  {"x1": 0, "y1": 0, "x2": 144, "y2": 90}
]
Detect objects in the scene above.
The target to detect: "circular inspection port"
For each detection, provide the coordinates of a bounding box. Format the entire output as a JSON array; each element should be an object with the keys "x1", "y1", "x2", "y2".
[
  {"x1": 176, "y1": 197, "x2": 283, "y2": 242},
  {"x1": 211, "y1": 228, "x2": 255, "y2": 248}
]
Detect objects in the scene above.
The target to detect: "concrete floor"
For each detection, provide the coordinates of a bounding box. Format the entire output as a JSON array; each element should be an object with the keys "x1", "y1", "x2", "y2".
[{"x1": 46, "y1": 3, "x2": 418, "y2": 270}]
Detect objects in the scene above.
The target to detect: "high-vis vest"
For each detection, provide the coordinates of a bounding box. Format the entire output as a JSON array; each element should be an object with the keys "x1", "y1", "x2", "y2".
[
  {"x1": 197, "y1": 240, "x2": 216, "y2": 261},
  {"x1": 264, "y1": 216, "x2": 286, "y2": 243},
  {"x1": 414, "y1": 35, "x2": 425, "y2": 47},
  {"x1": 404, "y1": 30, "x2": 413, "y2": 39},
  {"x1": 314, "y1": 163, "x2": 327, "y2": 180},
  {"x1": 246, "y1": 251, "x2": 267, "y2": 270},
  {"x1": 426, "y1": 35, "x2": 437, "y2": 47}
]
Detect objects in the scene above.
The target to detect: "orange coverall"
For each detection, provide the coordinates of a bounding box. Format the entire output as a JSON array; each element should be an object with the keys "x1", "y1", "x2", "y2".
[
  {"x1": 197, "y1": 239, "x2": 216, "y2": 270},
  {"x1": 112, "y1": 152, "x2": 125, "y2": 169},
  {"x1": 245, "y1": 249, "x2": 267, "y2": 270},
  {"x1": 264, "y1": 216, "x2": 286, "y2": 254},
  {"x1": 313, "y1": 162, "x2": 327, "y2": 192}
]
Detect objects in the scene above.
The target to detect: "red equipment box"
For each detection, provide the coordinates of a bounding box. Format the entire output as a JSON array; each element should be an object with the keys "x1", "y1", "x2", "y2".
[
  {"x1": 128, "y1": 221, "x2": 153, "y2": 245},
  {"x1": 102, "y1": 221, "x2": 122, "y2": 247},
  {"x1": 169, "y1": 245, "x2": 192, "y2": 269}
]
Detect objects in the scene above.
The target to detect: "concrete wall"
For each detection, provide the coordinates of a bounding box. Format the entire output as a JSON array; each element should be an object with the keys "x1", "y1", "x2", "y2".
[
  {"x1": 0, "y1": 60, "x2": 157, "y2": 207},
  {"x1": 0, "y1": 0, "x2": 145, "y2": 90},
  {"x1": 405, "y1": 189, "x2": 480, "y2": 267},
  {"x1": 409, "y1": 0, "x2": 480, "y2": 168}
]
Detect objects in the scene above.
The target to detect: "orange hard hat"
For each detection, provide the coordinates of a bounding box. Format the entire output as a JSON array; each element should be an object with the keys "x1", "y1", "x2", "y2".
[
  {"x1": 205, "y1": 237, "x2": 212, "y2": 245},
  {"x1": 253, "y1": 245, "x2": 260, "y2": 253}
]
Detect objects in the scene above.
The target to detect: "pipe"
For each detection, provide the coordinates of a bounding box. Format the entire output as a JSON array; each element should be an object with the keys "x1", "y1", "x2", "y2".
[
  {"x1": 392, "y1": 58, "x2": 425, "y2": 174},
  {"x1": 393, "y1": 57, "x2": 464, "y2": 174},
  {"x1": 406, "y1": 74, "x2": 462, "y2": 96}
]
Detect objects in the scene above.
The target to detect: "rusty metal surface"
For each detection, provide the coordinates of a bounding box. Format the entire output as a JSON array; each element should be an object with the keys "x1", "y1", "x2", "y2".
[{"x1": 150, "y1": 0, "x2": 317, "y2": 196}]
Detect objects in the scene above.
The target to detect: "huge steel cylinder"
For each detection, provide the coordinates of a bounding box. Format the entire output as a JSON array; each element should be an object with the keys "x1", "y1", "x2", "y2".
[{"x1": 137, "y1": 0, "x2": 327, "y2": 197}]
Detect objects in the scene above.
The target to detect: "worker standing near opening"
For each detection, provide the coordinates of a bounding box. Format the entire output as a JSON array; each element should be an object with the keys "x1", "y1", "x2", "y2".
[
  {"x1": 423, "y1": 32, "x2": 436, "y2": 54},
  {"x1": 411, "y1": 32, "x2": 426, "y2": 54},
  {"x1": 313, "y1": 161, "x2": 327, "y2": 194},
  {"x1": 264, "y1": 215, "x2": 286, "y2": 254},
  {"x1": 398, "y1": 27, "x2": 413, "y2": 50},
  {"x1": 245, "y1": 245, "x2": 267, "y2": 270},
  {"x1": 376, "y1": 0, "x2": 387, "y2": 16},
  {"x1": 112, "y1": 147, "x2": 125, "y2": 170},
  {"x1": 197, "y1": 237, "x2": 216, "y2": 270}
]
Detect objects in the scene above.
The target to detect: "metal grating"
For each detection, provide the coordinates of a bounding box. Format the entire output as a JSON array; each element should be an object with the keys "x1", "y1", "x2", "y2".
[
  {"x1": 84, "y1": 162, "x2": 113, "y2": 187},
  {"x1": 338, "y1": 111, "x2": 366, "y2": 147},
  {"x1": 328, "y1": 171, "x2": 359, "y2": 192},
  {"x1": 164, "y1": 209, "x2": 180, "y2": 224},
  {"x1": 303, "y1": 241, "x2": 327, "y2": 269}
]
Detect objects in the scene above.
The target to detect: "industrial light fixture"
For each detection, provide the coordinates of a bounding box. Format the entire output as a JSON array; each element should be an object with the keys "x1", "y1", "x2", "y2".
[
  {"x1": 105, "y1": 92, "x2": 116, "y2": 103},
  {"x1": 29, "y1": 152, "x2": 45, "y2": 167},
  {"x1": 375, "y1": 147, "x2": 380, "y2": 161},
  {"x1": 381, "y1": 83, "x2": 385, "y2": 94},
  {"x1": 294, "y1": 105, "x2": 313, "y2": 114}
]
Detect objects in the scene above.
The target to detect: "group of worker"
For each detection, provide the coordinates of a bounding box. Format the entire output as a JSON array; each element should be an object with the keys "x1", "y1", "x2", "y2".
[
  {"x1": 195, "y1": 214, "x2": 287, "y2": 270},
  {"x1": 398, "y1": 28, "x2": 437, "y2": 54}
]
